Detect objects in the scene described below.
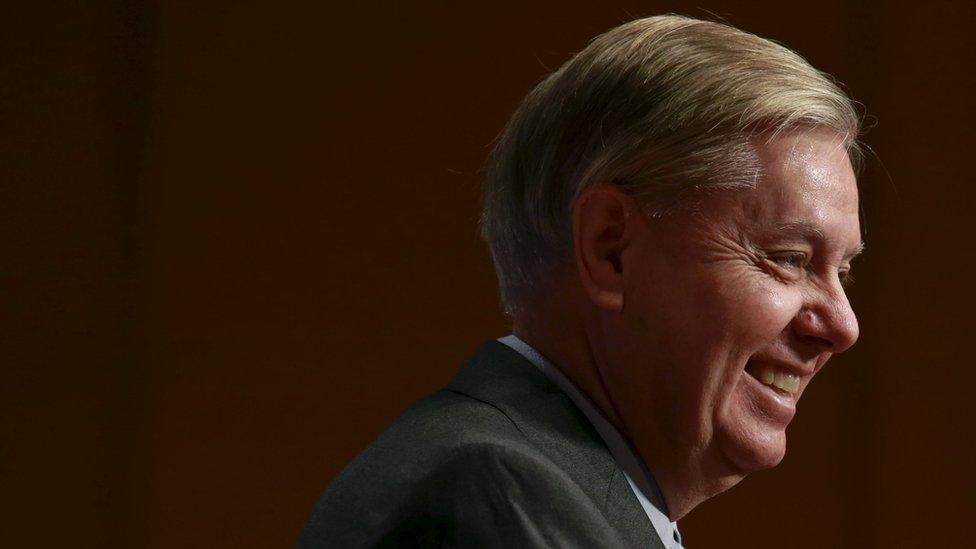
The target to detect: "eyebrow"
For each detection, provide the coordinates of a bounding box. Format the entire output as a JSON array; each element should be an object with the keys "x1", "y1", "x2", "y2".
[{"x1": 765, "y1": 221, "x2": 866, "y2": 260}]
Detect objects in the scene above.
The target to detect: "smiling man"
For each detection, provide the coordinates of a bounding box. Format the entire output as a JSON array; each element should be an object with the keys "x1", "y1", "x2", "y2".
[{"x1": 299, "y1": 15, "x2": 863, "y2": 548}]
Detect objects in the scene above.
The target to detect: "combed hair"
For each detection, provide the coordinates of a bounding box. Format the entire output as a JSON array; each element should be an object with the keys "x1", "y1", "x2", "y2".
[{"x1": 480, "y1": 14, "x2": 862, "y2": 316}]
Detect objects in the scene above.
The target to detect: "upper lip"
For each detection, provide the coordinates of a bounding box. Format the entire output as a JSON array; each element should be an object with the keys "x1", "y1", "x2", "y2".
[{"x1": 748, "y1": 357, "x2": 815, "y2": 378}]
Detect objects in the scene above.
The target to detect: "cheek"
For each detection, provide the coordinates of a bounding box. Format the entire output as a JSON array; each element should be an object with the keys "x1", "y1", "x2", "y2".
[
  {"x1": 713, "y1": 276, "x2": 800, "y2": 348},
  {"x1": 747, "y1": 283, "x2": 798, "y2": 338}
]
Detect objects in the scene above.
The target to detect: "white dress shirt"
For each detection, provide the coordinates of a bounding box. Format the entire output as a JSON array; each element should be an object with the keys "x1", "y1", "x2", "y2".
[{"x1": 499, "y1": 335, "x2": 683, "y2": 549}]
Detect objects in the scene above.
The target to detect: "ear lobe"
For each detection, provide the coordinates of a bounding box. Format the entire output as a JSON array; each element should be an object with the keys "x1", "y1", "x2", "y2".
[{"x1": 573, "y1": 184, "x2": 636, "y2": 312}]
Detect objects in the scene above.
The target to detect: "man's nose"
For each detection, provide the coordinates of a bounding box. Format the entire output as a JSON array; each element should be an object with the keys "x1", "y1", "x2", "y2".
[{"x1": 792, "y1": 282, "x2": 860, "y2": 353}]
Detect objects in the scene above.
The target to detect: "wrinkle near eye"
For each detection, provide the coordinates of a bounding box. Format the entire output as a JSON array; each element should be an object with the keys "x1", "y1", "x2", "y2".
[{"x1": 699, "y1": 228, "x2": 765, "y2": 267}]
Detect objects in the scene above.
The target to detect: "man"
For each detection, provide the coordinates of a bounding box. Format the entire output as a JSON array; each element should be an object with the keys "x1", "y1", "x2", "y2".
[{"x1": 299, "y1": 14, "x2": 863, "y2": 548}]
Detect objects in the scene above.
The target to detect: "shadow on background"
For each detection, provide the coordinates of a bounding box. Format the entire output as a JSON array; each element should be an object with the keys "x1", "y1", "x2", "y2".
[{"x1": 4, "y1": 1, "x2": 974, "y2": 547}]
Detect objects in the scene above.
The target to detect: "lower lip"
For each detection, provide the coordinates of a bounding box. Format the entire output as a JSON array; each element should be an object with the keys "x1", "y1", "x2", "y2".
[{"x1": 741, "y1": 370, "x2": 797, "y2": 425}]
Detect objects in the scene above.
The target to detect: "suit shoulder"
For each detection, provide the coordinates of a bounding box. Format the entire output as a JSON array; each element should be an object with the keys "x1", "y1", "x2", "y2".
[
  {"x1": 297, "y1": 391, "x2": 620, "y2": 547},
  {"x1": 364, "y1": 387, "x2": 529, "y2": 450}
]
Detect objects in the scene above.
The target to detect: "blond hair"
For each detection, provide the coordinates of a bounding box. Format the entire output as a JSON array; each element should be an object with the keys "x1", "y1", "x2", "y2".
[{"x1": 481, "y1": 15, "x2": 862, "y2": 316}]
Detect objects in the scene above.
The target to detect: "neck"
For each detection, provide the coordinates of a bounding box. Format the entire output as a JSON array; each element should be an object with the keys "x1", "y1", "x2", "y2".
[
  {"x1": 511, "y1": 305, "x2": 628, "y2": 436},
  {"x1": 644, "y1": 449, "x2": 743, "y2": 521},
  {"x1": 510, "y1": 294, "x2": 741, "y2": 523}
]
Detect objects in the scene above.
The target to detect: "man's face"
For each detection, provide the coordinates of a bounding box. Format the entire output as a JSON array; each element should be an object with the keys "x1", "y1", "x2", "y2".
[{"x1": 601, "y1": 129, "x2": 862, "y2": 484}]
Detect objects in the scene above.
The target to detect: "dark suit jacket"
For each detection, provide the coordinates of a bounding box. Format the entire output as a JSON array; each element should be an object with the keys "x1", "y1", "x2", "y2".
[{"x1": 297, "y1": 341, "x2": 664, "y2": 548}]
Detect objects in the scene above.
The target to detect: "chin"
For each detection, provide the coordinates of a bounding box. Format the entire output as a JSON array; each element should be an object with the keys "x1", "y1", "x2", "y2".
[{"x1": 719, "y1": 429, "x2": 787, "y2": 474}]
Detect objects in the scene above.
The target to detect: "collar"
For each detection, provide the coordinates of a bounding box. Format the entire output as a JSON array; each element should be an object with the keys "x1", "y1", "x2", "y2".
[{"x1": 498, "y1": 335, "x2": 682, "y2": 549}]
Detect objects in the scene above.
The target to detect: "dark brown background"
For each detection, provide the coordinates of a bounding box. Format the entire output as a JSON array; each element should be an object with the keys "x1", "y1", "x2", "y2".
[{"x1": 5, "y1": 1, "x2": 975, "y2": 547}]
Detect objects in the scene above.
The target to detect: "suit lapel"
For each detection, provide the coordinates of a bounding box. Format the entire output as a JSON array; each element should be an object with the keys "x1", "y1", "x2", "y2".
[
  {"x1": 448, "y1": 341, "x2": 662, "y2": 548},
  {"x1": 606, "y1": 467, "x2": 667, "y2": 549}
]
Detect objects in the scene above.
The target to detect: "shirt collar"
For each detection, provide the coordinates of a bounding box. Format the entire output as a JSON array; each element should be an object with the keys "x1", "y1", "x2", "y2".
[{"x1": 498, "y1": 335, "x2": 682, "y2": 548}]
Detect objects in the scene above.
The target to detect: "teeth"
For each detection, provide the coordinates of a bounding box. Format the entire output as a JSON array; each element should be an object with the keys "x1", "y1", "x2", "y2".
[{"x1": 755, "y1": 365, "x2": 800, "y2": 395}]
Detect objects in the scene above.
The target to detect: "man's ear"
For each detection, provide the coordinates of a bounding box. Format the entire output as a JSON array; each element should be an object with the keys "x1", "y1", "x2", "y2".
[{"x1": 572, "y1": 183, "x2": 638, "y2": 312}]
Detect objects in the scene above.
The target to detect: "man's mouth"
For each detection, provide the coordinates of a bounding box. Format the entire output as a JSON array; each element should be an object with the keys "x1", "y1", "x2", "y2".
[{"x1": 745, "y1": 362, "x2": 800, "y2": 396}]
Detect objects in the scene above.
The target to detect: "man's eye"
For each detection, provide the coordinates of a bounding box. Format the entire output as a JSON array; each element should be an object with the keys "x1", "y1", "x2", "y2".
[{"x1": 771, "y1": 253, "x2": 807, "y2": 269}]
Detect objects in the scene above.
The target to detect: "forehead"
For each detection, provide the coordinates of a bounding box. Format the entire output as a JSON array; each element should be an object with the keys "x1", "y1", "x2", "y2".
[
  {"x1": 757, "y1": 129, "x2": 858, "y2": 208},
  {"x1": 721, "y1": 129, "x2": 861, "y2": 253}
]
